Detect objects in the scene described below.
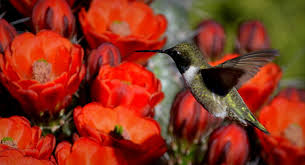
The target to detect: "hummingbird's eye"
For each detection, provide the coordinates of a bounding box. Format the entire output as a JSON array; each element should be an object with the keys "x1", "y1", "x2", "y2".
[
  {"x1": 164, "y1": 48, "x2": 182, "y2": 57},
  {"x1": 171, "y1": 50, "x2": 181, "y2": 56}
]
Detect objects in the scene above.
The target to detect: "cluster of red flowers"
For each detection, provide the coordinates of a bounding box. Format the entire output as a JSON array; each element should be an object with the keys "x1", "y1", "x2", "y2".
[
  {"x1": 0, "y1": 0, "x2": 167, "y2": 164},
  {"x1": 0, "y1": 0, "x2": 304, "y2": 165}
]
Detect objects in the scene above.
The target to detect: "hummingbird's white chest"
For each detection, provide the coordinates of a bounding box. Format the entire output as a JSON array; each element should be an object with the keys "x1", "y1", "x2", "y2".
[{"x1": 182, "y1": 65, "x2": 199, "y2": 84}]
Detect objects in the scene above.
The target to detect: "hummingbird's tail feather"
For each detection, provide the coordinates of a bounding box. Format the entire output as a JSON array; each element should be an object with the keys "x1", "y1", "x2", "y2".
[
  {"x1": 245, "y1": 114, "x2": 270, "y2": 134},
  {"x1": 229, "y1": 106, "x2": 269, "y2": 134}
]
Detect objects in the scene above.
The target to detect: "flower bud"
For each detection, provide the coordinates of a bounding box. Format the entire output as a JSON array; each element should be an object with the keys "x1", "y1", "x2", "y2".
[
  {"x1": 65, "y1": 0, "x2": 75, "y2": 6},
  {"x1": 9, "y1": 0, "x2": 38, "y2": 16},
  {"x1": 169, "y1": 90, "x2": 219, "y2": 142},
  {"x1": 9, "y1": 0, "x2": 75, "y2": 16},
  {"x1": 206, "y1": 124, "x2": 249, "y2": 165},
  {"x1": 32, "y1": 0, "x2": 75, "y2": 38},
  {"x1": 195, "y1": 20, "x2": 225, "y2": 61},
  {"x1": 86, "y1": 43, "x2": 121, "y2": 83},
  {"x1": 0, "y1": 19, "x2": 17, "y2": 53},
  {"x1": 237, "y1": 20, "x2": 270, "y2": 52}
]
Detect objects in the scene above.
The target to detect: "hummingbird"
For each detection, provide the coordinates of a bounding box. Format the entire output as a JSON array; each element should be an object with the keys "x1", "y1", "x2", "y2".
[{"x1": 136, "y1": 42, "x2": 279, "y2": 134}]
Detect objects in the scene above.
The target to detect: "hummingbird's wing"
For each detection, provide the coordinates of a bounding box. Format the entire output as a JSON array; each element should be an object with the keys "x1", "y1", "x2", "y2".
[
  {"x1": 201, "y1": 49, "x2": 278, "y2": 96},
  {"x1": 201, "y1": 67, "x2": 245, "y2": 96},
  {"x1": 218, "y1": 49, "x2": 278, "y2": 88}
]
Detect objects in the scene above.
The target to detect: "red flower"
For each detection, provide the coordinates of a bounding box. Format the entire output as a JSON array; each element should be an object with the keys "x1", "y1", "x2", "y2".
[
  {"x1": 86, "y1": 43, "x2": 121, "y2": 83},
  {"x1": 209, "y1": 53, "x2": 239, "y2": 66},
  {"x1": 210, "y1": 54, "x2": 282, "y2": 112},
  {"x1": 256, "y1": 88, "x2": 305, "y2": 165},
  {"x1": 55, "y1": 137, "x2": 127, "y2": 165},
  {"x1": 0, "y1": 19, "x2": 17, "y2": 53},
  {"x1": 0, "y1": 30, "x2": 85, "y2": 116},
  {"x1": 9, "y1": 0, "x2": 75, "y2": 17},
  {"x1": 73, "y1": 102, "x2": 167, "y2": 164},
  {"x1": 169, "y1": 90, "x2": 220, "y2": 142},
  {"x1": 206, "y1": 124, "x2": 250, "y2": 165},
  {"x1": 79, "y1": 0, "x2": 167, "y2": 64},
  {"x1": 0, "y1": 116, "x2": 56, "y2": 165},
  {"x1": 32, "y1": 0, "x2": 75, "y2": 38},
  {"x1": 237, "y1": 20, "x2": 270, "y2": 53},
  {"x1": 238, "y1": 63, "x2": 282, "y2": 112},
  {"x1": 0, "y1": 116, "x2": 40, "y2": 149},
  {"x1": 195, "y1": 20, "x2": 226, "y2": 61},
  {"x1": 0, "y1": 148, "x2": 56, "y2": 165},
  {"x1": 91, "y1": 62, "x2": 163, "y2": 117}
]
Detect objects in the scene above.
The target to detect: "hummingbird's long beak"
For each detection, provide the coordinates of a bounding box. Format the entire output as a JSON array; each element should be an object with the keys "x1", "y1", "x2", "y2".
[{"x1": 134, "y1": 49, "x2": 165, "y2": 53}]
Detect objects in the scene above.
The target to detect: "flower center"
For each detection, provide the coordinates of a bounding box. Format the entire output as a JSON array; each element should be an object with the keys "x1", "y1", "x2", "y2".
[
  {"x1": 109, "y1": 21, "x2": 131, "y2": 36},
  {"x1": 122, "y1": 80, "x2": 131, "y2": 85},
  {"x1": 283, "y1": 123, "x2": 304, "y2": 147},
  {"x1": 1, "y1": 137, "x2": 17, "y2": 148},
  {"x1": 32, "y1": 59, "x2": 52, "y2": 84},
  {"x1": 110, "y1": 125, "x2": 130, "y2": 140}
]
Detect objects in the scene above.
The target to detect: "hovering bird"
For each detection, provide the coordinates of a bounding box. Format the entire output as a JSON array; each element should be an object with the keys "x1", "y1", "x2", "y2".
[{"x1": 136, "y1": 42, "x2": 279, "y2": 133}]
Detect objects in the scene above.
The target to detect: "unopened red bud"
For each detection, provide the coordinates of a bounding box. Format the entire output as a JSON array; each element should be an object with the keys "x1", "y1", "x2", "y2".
[
  {"x1": 9, "y1": 0, "x2": 75, "y2": 17},
  {"x1": 206, "y1": 124, "x2": 249, "y2": 165},
  {"x1": 9, "y1": 0, "x2": 38, "y2": 16},
  {"x1": 86, "y1": 43, "x2": 121, "y2": 83},
  {"x1": 169, "y1": 90, "x2": 219, "y2": 143},
  {"x1": 65, "y1": 0, "x2": 75, "y2": 6},
  {"x1": 195, "y1": 20, "x2": 225, "y2": 61},
  {"x1": 32, "y1": 0, "x2": 75, "y2": 38},
  {"x1": 237, "y1": 20, "x2": 270, "y2": 52},
  {"x1": 0, "y1": 19, "x2": 17, "y2": 53}
]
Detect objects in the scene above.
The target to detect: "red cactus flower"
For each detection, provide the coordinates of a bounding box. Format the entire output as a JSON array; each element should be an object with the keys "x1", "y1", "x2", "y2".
[
  {"x1": 0, "y1": 147, "x2": 56, "y2": 165},
  {"x1": 9, "y1": 0, "x2": 75, "y2": 17},
  {"x1": 79, "y1": 0, "x2": 167, "y2": 64},
  {"x1": 195, "y1": 20, "x2": 226, "y2": 61},
  {"x1": 169, "y1": 89, "x2": 220, "y2": 142},
  {"x1": 277, "y1": 87, "x2": 305, "y2": 102},
  {"x1": 0, "y1": 116, "x2": 41, "y2": 149},
  {"x1": 237, "y1": 20, "x2": 270, "y2": 53},
  {"x1": 238, "y1": 63, "x2": 282, "y2": 112},
  {"x1": 210, "y1": 54, "x2": 282, "y2": 113},
  {"x1": 32, "y1": 0, "x2": 75, "y2": 38},
  {"x1": 86, "y1": 43, "x2": 121, "y2": 83},
  {"x1": 0, "y1": 116, "x2": 56, "y2": 165},
  {"x1": 0, "y1": 30, "x2": 85, "y2": 116},
  {"x1": 73, "y1": 102, "x2": 167, "y2": 164},
  {"x1": 55, "y1": 137, "x2": 127, "y2": 165},
  {"x1": 0, "y1": 19, "x2": 17, "y2": 53},
  {"x1": 256, "y1": 88, "x2": 305, "y2": 165},
  {"x1": 206, "y1": 124, "x2": 250, "y2": 165},
  {"x1": 91, "y1": 62, "x2": 163, "y2": 117},
  {"x1": 209, "y1": 53, "x2": 239, "y2": 66}
]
